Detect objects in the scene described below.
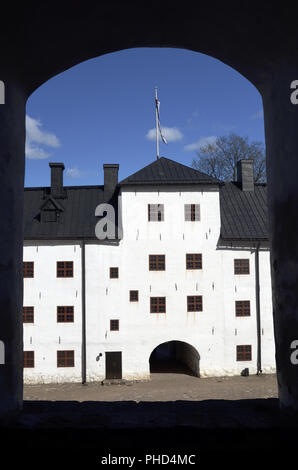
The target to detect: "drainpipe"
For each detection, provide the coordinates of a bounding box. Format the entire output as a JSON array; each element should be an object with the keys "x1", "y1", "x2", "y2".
[
  {"x1": 81, "y1": 240, "x2": 87, "y2": 384},
  {"x1": 255, "y1": 241, "x2": 262, "y2": 375}
]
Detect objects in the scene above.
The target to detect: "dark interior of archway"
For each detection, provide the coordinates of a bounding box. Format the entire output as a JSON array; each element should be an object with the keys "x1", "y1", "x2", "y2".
[{"x1": 149, "y1": 341, "x2": 198, "y2": 376}]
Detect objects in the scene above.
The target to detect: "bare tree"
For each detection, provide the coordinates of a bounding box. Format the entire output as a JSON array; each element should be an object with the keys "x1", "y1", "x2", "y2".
[{"x1": 192, "y1": 133, "x2": 266, "y2": 182}]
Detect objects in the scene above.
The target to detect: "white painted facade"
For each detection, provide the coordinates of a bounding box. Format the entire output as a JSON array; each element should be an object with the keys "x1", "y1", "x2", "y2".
[{"x1": 23, "y1": 183, "x2": 276, "y2": 384}]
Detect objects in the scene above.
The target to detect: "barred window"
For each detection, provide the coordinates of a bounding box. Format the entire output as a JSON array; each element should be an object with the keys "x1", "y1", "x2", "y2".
[
  {"x1": 187, "y1": 296, "x2": 203, "y2": 312},
  {"x1": 150, "y1": 297, "x2": 166, "y2": 313},
  {"x1": 236, "y1": 345, "x2": 252, "y2": 361},
  {"x1": 185, "y1": 204, "x2": 200, "y2": 221},
  {"x1": 57, "y1": 306, "x2": 74, "y2": 322},
  {"x1": 24, "y1": 351, "x2": 34, "y2": 368},
  {"x1": 57, "y1": 261, "x2": 73, "y2": 277},
  {"x1": 149, "y1": 255, "x2": 166, "y2": 271},
  {"x1": 110, "y1": 319, "x2": 119, "y2": 331},
  {"x1": 148, "y1": 204, "x2": 164, "y2": 221},
  {"x1": 129, "y1": 290, "x2": 139, "y2": 302},
  {"x1": 57, "y1": 350, "x2": 74, "y2": 367},
  {"x1": 186, "y1": 253, "x2": 202, "y2": 270},
  {"x1": 110, "y1": 267, "x2": 119, "y2": 279},
  {"x1": 235, "y1": 301, "x2": 250, "y2": 317},
  {"x1": 234, "y1": 259, "x2": 250, "y2": 274},
  {"x1": 23, "y1": 306, "x2": 34, "y2": 323},
  {"x1": 24, "y1": 262, "x2": 34, "y2": 278}
]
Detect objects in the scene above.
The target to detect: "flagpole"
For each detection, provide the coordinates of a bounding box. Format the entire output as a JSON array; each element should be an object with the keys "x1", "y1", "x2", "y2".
[{"x1": 155, "y1": 86, "x2": 159, "y2": 159}]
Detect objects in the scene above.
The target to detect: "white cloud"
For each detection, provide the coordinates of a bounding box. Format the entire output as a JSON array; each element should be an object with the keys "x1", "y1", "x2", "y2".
[
  {"x1": 25, "y1": 115, "x2": 61, "y2": 159},
  {"x1": 66, "y1": 167, "x2": 84, "y2": 178},
  {"x1": 184, "y1": 135, "x2": 217, "y2": 151},
  {"x1": 250, "y1": 109, "x2": 263, "y2": 120},
  {"x1": 146, "y1": 127, "x2": 183, "y2": 142}
]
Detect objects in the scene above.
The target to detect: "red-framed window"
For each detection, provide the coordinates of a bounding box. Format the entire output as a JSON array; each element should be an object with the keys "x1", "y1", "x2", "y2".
[
  {"x1": 110, "y1": 267, "x2": 119, "y2": 279},
  {"x1": 186, "y1": 253, "x2": 202, "y2": 269},
  {"x1": 110, "y1": 319, "x2": 119, "y2": 331},
  {"x1": 57, "y1": 261, "x2": 73, "y2": 277},
  {"x1": 187, "y1": 296, "x2": 203, "y2": 312},
  {"x1": 57, "y1": 306, "x2": 74, "y2": 322},
  {"x1": 150, "y1": 297, "x2": 166, "y2": 313},
  {"x1": 234, "y1": 259, "x2": 250, "y2": 274},
  {"x1": 148, "y1": 204, "x2": 164, "y2": 221},
  {"x1": 185, "y1": 204, "x2": 200, "y2": 221},
  {"x1": 24, "y1": 351, "x2": 34, "y2": 368},
  {"x1": 236, "y1": 345, "x2": 252, "y2": 361},
  {"x1": 149, "y1": 255, "x2": 166, "y2": 271},
  {"x1": 235, "y1": 301, "x2": 251, "y2": 317},
  {"x1": 23, "y1": 306, "x2": 34, "y2": 323},
  {"x1": 129, "y1": 290, "x2": 139, "y2": 302},
  {"x1": 24, "y1": 262, "x2": 34, "y2": 278},
  {"x1": 57, "y1": 350, "x2": 75, "y2": 367}
]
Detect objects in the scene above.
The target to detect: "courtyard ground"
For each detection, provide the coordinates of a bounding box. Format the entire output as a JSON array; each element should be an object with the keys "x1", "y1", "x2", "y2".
[{"x1": 23, "y1": 372, "x2": 278, "y2": 402}]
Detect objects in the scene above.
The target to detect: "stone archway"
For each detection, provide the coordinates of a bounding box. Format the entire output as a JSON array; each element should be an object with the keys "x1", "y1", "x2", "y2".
[
  {"x1": 1, "y1": 2, "x2": 298, "y2": 417},
  {"x1": 149, "y1": 341, "x2": 200, "y2": 377}
]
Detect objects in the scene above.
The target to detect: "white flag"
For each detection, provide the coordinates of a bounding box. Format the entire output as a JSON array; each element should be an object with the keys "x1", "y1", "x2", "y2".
[{"x1": 155, "y1": 98, "x2": 167, "y2": 144}]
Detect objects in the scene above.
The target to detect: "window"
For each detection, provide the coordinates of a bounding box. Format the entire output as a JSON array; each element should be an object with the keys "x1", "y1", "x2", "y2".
[
  {"x1": 57, "y1": 350, "x2": 74, "y2": 367},
  {"x1": 235, "y1": 301, "x2": 250, "y2": 317},
  {"x1": 57, "y1": 261, "x2": 73, "y2": 277},
  {"x1": 23, "y1": 262, "x2": 34, "y2": 278},
  {"x1": 23, "y1": 307, "x2": 34, "y2": 323},
  {"x1": 149, "y1": 255, "x2": 165, "y2": 271},
  {"x1": 110, "y1": 319, "x2": 119, "y2": 331},
  {"x1": 187, "y1": 296, "x2": 203, "y2": 312},
  {"x1": 186, "y1": 253, "x2": 202, "y2": 269},
  {"x1": 234, "y1": 259, "x2": 250, "y2": 274},
  {"x1": 148, "y1": 204, "x2": 164, "y2": 221},
  {"x1": 129, "y1": 290, "x2": 139, "y2": 302},
  {"x1": 236, "y1": 345, "x2": 252, "y2": 361},
  {"x1": 24, "y1": 351, "x2": 34, "y2": 368},
  {"x1": 42, "y1": 209, "x2": 57, "y2": 223},
  {"x1": 185, "y1": 204, "x2": 200, "y2": 221},
  {"x1": 150, "y1": 297, "x2": 166, "y2": 313},
  {"x1": 110, "y1": 267, "x2": 119, "y2": 279},
  {"x1": 57, "y1": 306, "x2": 74, "y2": 322}
]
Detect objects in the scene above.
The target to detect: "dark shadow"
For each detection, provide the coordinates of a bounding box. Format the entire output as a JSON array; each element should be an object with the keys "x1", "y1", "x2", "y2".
[
  {"x1": 1, "y1": 398, "x2": 298, "y2": 464},
  {"x1": 149, "y1": 341, "x2": 200, "y2": 376}
]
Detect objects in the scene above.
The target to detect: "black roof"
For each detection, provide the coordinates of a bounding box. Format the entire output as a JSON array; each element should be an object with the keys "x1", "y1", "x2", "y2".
[
  {"x1": 23, "y1": 159, "x2": 269, "y2": 241},
  {"x1": 119, "y1": 156, "x2": 221, "y2": 185},
  {"x1": 24, "y1": 186, "x2": 106, "y2": 240},
  {"x1": 219, "y1": 182, "x2": 268, "y2": 241}
]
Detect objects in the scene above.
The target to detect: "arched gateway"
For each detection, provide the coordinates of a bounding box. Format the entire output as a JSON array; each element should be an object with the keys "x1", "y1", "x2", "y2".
[{"x1": 149, "y1": 341, "x2": 200, "y2": 377}]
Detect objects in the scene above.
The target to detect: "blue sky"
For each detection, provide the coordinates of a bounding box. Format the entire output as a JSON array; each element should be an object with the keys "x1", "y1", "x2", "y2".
[{"x1": 25, "y1": 47, "x2": 265, "y2": 187}]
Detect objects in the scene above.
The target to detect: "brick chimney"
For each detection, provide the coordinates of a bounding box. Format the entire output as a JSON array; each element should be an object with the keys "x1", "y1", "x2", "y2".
[
  {"x1": 49, "y1": 162, "x2": 65, "y2": 198},
  {"x1": 103, "y1": 164, "x2": 119, "y2": 201},
  {"x1": 237, "y1": 159, "x2": 254, "y2": 192}
]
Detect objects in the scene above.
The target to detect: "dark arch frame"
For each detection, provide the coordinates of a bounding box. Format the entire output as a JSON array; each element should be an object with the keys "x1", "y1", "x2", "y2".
[
  {"x1": 149, "y1": 340, "x2": 201, "y2": 377},
  {"x1": 1, "y1": 2, "x2": 298, "y2": 417}
]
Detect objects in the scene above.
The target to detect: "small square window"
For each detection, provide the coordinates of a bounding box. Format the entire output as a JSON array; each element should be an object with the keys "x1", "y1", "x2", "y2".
[
  {"x1": 57, "y1": 306, "x2": 74, "y2": 322},
  {"x1": 110, "y1": 267, "x2": 119, "y2": 279},
  {"x1": 57, "y1": 261, "x2": 73, "y2": 277},
  {"x1": 236, "y1": 345, "x2": 252, "y2": 361},
  {"x1": 57, "y1": 350, "x2": 74, "y2": 367},
  {"x1": 149, "y1": 255, "x2": 166, "y2": 271},
  {"x1": 24, "y1": 262, "x2": 34, "y2": 278},
  {"x1": 130, "y1": 290, "x2": 139, "y2": 302},
  {"x1": 186, "y1": 254, "x2": 202, "y2": 269},
  {"x1": 234, "y1": 259, "x2": 250, "y2": 274},
  {"x1": 235, "y1": 301, "x2": 250, "y2": 317},
  {"x1": 23, "y1": 306, "x2": 34, "y2": 323},
  {"x1": 24, "y1": 351, "x2": 34, "y2": 368},
  {"x1": 187, "y1": 296, "x2": 203, "y2": 312},
  {"x1": 110, "y1": 319, "x2": 119, "y2": 331},
  {"x1": 148, "y1": 204, "x2": 164, "y2": 221},
  {"x1": 185, "y1": 204, "x2": 200, "y2": 221}
]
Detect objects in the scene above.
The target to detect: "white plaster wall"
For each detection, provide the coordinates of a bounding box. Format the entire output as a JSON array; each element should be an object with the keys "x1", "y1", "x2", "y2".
[{"x1": 23, "y1": 241, "x2": 82, "y2": 383}]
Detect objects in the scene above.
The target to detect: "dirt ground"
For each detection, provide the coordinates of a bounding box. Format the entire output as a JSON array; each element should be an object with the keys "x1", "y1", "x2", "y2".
[{"x1": 23, "y1": 372, "x2": 278, "y2": 402}]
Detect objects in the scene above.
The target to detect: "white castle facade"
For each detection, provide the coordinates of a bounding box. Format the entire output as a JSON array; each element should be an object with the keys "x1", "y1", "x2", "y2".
[{"x1": 22, "y1": 157, "x2": 276, "y2": 384}]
